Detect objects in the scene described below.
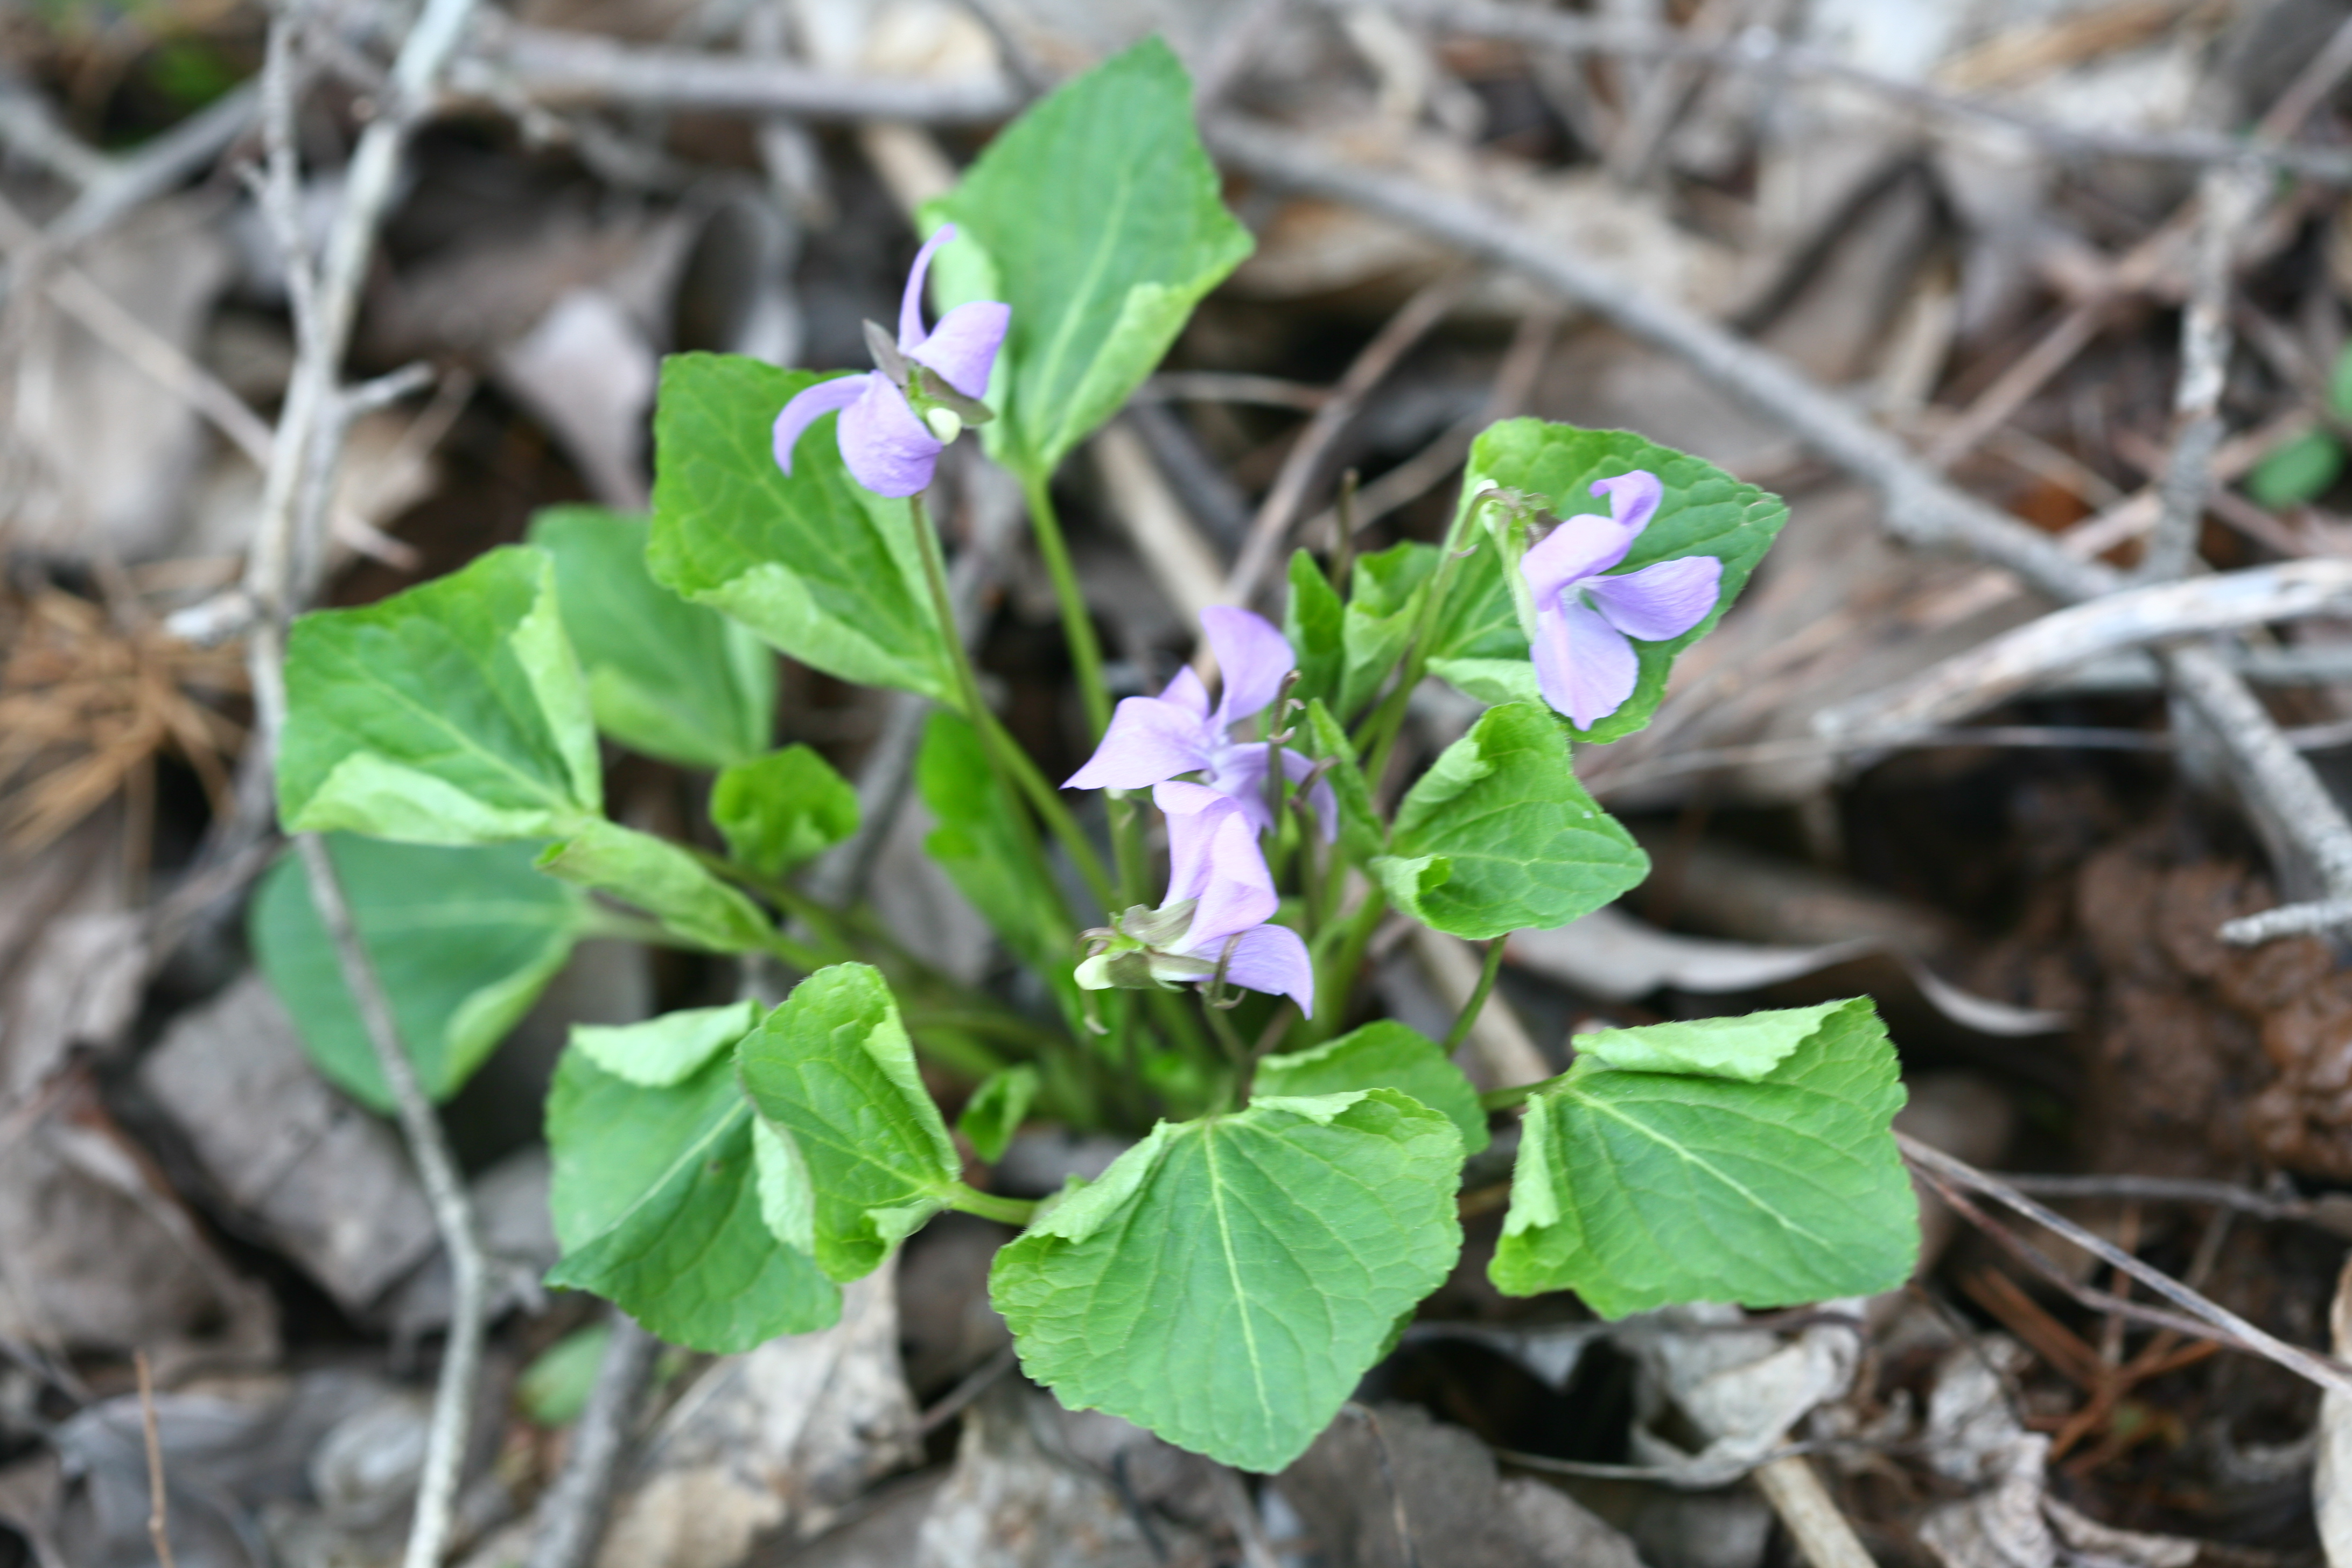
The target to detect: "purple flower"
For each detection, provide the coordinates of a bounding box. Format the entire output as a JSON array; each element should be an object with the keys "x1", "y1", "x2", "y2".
[
  {"x1": 1073, "y1": 782, "x2": 1315, "y2": 1017},
  {"x1": 772, "y1": 223, "x2": 1010, "y2": 498},
  {"x1": 1520, "y1": 471, "x2": 1722, "y2": 729},
  {"x1": 1064, "y1": 606, "x2": 1336, "y2": 838}
]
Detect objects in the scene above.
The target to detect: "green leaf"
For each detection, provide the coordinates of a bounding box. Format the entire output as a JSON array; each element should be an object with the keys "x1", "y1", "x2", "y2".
[
  {"x1": 1256, "y1": 1021, "x2": 1488, "y2": 1154},
  {"x1": 537, "y1": 818, "x2": 776, "y2": 953},
  {"x1": 1340, "y1": 543, "x2": 1437, "y2": 719},
  {"x1": 2251, "y1": 429, "x2": 2343, "y2": 508},
  {"x1": 251, "y1": 835, "x2": 587, "y2": 1110},
  {"x1": 1423, "y1": 656, "x2": 1541, "y2": 709},
  {"x1": 1571, "y1": 1000, "x2": 1850, "y2": 1082},
  {"x1": 527, "y1": 505, "x2": 775, "y2": 769},
  {"x1": 546, "y1": 1042, "x2": 839, "y2": 1350},
  {"x1": 1284, "y1": 550, "x2": 1345, "y2": 713},
  {"x1": 711, "y1": 745, "x2": 859, "y2": 878},
  {"x1": 2329, "y1": 342, "x2": 2352, "y2": 422},
  {"x1": 279, "y1": 546, "x2": 602, "y2": 843},
  {"x1": 916, "y1": 711, "x2": 1081, "y2": 1027},
  {"x1": 1371, "y1": 703, "x2": 1646, "y2": 940},
  {"x1": 1491, "y1": 998, "x2": 1917, "y2": 1315},
  {"x1": 1434, "y1": 424, "x2": 1790, "y2": 744},
  {"x1": 932, "y1": 38, "x2": 1252, "y2": 478},
  {"x1": 648, "y1": 355, "x2": 953, "y2": 702},
  {"x1": 958, "y1": 1064, "x2": 1041, "y2": 1163},
  {"x1": 1300, "y1": 699, "x2": 1383, "y2": 863},
  {"x1": 572, "y1": 999, "x2": 759, "y2": 1088},
  {"x1": 991, "y1": 1089, "x2": 1465, "y2": 1472},
  {"x1": 518, "y1": 1323, "x2": 611, "y2": 1426},
  {"x1": 736, "y1": 964, "x2": 963, "y2": 1282}
]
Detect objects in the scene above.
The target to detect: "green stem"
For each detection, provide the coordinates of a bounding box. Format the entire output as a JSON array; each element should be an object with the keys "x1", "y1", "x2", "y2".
[
  {"x1": 975, "y1": 704, "x2": 1115, "y2": 909},
  {"x1": 1303, "y1": 881, "x2": 1388, "y2": 1046},
  {"x1": 903, "y1": 1007, "x2": 1071, "y2": 1056},
  {"x1": 1022, "y1": 472, "x2": 1111, "y2": 738},
  {"x1": 1145, "y1": 986, "x2": 1213, "y2": 1072},
  {"x1": 1440, "y1": 937, "x2": 1507, "y2": 1053},
  {"x1": 910, "y1": 492, "x2": 1109, "y2": 914},
  {"x1": 1109, "y1": 790, "x2": 1147, "y2": 911},
  {"x1": 1201, "y1": 997, "x2": 1254, "y2": 1107},
  {"x1": 947, "y1": 1184, "x2": 1039, "y2": 1227},
  {"x1": 1358, "y1": 492, "x2": 1492, "y2": 787},
  {"x1": 1480, "y1": 1074, "x2": 1565, "y2": 1113}
]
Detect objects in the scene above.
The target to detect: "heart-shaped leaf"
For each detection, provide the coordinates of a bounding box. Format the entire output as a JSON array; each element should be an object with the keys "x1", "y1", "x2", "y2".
[
  {"x1": 1492, "y1": 998, "x2": 1917, "y2": 1314},
  {"x1": 991, "y1": 1089, "x2": 1464, "y2": 1472},
  {"x1": 1372, "y1": 703, "x2": 1647, "y2": 939},
  {"x1": 279, "y1": 546, "x2": 601, "y2": 843}
]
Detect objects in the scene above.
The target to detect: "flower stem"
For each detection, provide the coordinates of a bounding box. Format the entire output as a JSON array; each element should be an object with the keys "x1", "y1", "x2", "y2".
[
  {"x1": 1357, "y1": 491, "x2": 1493, "y2": 786},
  {"x1": 1021, "y1": 471, "x2": 1111, "y2": 739},
  {"x1": 976, "y1": 704, "x2": 1115, "y2": 908},
  {"x1": 910, "y1": 492, "x2": 1113, "y2": 911},
  {"x1": 1479, "y1": 1079, "x2": 1551, "y2": 1112},
  {"x1": 1440, "y1": 937, "x2": 1506, "y2": 1054},
  {"x1": 1201, "y1": 995, "x2": 1256, "y2": 1104},
  {"x1": 947, "y1": 1184, "x2": 1038, "y2": 1227},
  {"x1": 1302, "y1": 880, "x2": 1388, "y2": 1047}
]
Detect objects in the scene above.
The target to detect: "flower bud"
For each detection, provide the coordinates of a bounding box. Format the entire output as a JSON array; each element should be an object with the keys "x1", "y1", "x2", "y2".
[{"x1": 924, "y1": 407, "x2": 963, "y2": 444}]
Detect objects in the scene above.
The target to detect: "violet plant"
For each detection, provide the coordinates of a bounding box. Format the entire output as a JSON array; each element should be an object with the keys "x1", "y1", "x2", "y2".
[{"x1": 255, "y1": 39, "x2": 1918, "y2": 1473}]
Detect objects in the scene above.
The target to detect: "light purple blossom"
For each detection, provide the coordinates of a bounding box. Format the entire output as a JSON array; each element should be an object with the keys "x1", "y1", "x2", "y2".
[
  {"x1": 1520, "y1": 471, "x2": 1722, "y2": 729},
  {"x1": 1156, "y1": 782, "x2": 1314, "y2": 1015},
  {"x1": 1064, "y1": 606, "x2": 1336, "y2": 838},
  {"x1": 1072, "y1": 782, "x2": 1314, "y2": 1016},
  {"x1": 771, "y1": 223, "x2": 1009, "y2": 498}
]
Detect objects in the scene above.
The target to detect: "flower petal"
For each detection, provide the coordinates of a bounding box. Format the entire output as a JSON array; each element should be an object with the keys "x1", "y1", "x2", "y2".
[
  {"x1": 1211, "y1": 923, "x2": 1315, "y2": 1018},
  {"x1": 1160, "y1": 665, "x2": 1212, "y2": 719},
  {"x1": 1153, "y1": 779, "x2": 1227, "y2": 828},
  {"x1": 898, "y1": 222, "x2": 957, "y2": 349},
  {"x1": 911, "y1": 301, "x2": 1009, "y2": 400},
  {"x1": 1587, "y1": 554, "x2": 1723, "y2": 642},
  {"x1": 1521, "y1": 509, "x2": 1639, "y2": 604},
  {"x1": 1200, "y1": 741, "x2": 1275, "y2": 832},
  {"x1": 1157, "y1": 783, "x2": 1277, "y2": 944},
  {"x1": 1179, "y1": 804, "x2": 1278, "y2": 950},
  {"x1": 1532, "y1": 598, "x2": 1639, "y2": 729},
  {"x1": 1201, "y1": 605, "x2": 1294, "y2": 730},
  {"x1": 836, "y1": 375, "x2": 943, "y2": 498},
  {"x1": 771, "y1": 374, "x2": 869, "y2": 477},
  {"x1": 1065, "y1": 697, "x2": 1215, "y2": 790},
  {"x1": 1197, "y1": 743, "x2": 1336, "y2": 842},
  {"x1": 1592, "y1": 470, "x2": 1663, "y2": 533}
]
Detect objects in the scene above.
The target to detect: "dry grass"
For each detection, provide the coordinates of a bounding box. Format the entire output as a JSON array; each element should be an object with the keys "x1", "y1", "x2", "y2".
[{"x1": 0, "y1": 577, "x2": 244, "y2": 855}]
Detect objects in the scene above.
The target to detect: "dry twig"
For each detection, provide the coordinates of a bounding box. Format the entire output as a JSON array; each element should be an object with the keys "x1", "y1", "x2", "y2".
[
  {"x1": 466, "y1": 23, "x2": 1019, "y2": 122},
  {"x1": 1901, "y1": 1135, "x2": 2352, "y2": 1398},
  {"x1": 1374, "y1": 0, "x2": 2352, "y2": 185},
  {"x1": 134, "y1": 1348, "x2": 178, "y2": 1568},
  {"x1": 525, "y1": 1313, "x2": 659, "y2": 1568},
  {"x1": 2141, "y1": 161, "x2": 2265, "y2": 583},
  {"x1": 1819, "y1": 560, "x2": 2352, "y2": 743},
  {"x1": 1226, "y1": 266, "x2": 1479, "y2": 606},
  {"x1": 1207, "y1": 114, "x2": 2352, "y2": 944},
  {"x1": 223, "y1": 6, "x2": 492, "y2": 1567}
]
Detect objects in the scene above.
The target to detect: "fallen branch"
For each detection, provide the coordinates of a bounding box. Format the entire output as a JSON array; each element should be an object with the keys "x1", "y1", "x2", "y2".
[
  {"x1": 1226, "y1": 265, "x2": 1477, "y2": 605},
  {"x1": 228, "y1": 6, "x2": 492, "y2": 1567},
  {"x1": 1900, "y1": 1135, "x2": 2352, "y2": 1397},
  {"x1": 2140, "y1": 161, "x2": 2264, "y2": 583},
  {"x1": 525, "y1": 1313, "x2": 659, "y2": 1568},
  {"x1": 463, "y1": 22, "x2": 1019, "y2": 122},
  {"x1": 1207, "y1": 114, "x2": 2352, "y2": 943},
  {"x1": 134, "y1": 1348, "x2": 178, "y2": 1568},
  {"x1": 1818, "y1": 559, "x2": 2352, "y2": 742},
  {"x1": 1372, "y1": 0, "x2": 2352, "y2": 186}
]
